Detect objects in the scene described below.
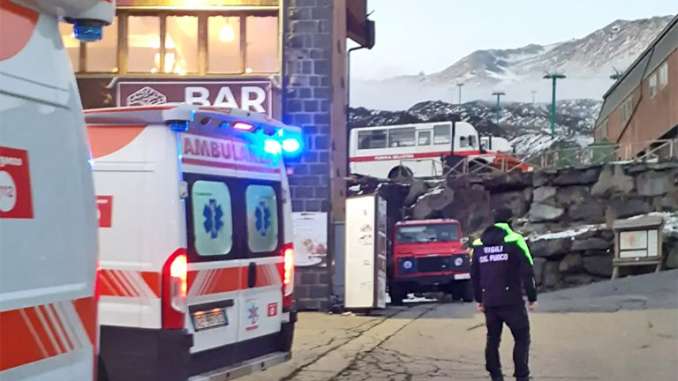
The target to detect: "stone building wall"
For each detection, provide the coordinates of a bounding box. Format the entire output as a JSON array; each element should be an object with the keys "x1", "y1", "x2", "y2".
[{"x1": 283, "y1": 0, "x2": 339, "y2": 310}]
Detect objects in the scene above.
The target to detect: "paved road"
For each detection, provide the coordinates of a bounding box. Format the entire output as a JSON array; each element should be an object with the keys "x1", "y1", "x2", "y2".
[{"x1": 242, "y1": 271, "x2": 678, "y2": 381}]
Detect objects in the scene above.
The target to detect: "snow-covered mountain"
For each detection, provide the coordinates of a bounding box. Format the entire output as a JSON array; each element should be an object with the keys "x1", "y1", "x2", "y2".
[
  {"x1": 352, "y1": 16, "x2": 673, "y2": 110},
  {"x1": 349, "y1": 99, "x2": 602, "y2": 157}
]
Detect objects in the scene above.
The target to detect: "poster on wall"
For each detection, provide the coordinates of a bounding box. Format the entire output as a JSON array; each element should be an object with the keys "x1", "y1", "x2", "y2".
[{"x1": 292, "y1": 212, "x2": 328, "y2": 267}]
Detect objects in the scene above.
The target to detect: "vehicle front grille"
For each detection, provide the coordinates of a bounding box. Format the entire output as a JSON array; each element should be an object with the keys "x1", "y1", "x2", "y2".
[{"x1": 416, "y1": 255, "x2": 467, "y2": 273}]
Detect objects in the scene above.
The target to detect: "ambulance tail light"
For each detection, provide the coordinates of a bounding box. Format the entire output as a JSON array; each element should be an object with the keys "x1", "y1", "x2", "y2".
[
  {"x1": 281, "y1": 243, "x2": 295, "y2": 310},
  {"x1": 162, "y1": 249, "x2": 187, "y2": 329}
]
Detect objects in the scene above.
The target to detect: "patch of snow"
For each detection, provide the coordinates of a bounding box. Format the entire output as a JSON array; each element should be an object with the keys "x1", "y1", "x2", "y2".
[
  {"x1": 627, "y1": 212, "x2": 678, "y2": 237},
  {"x1": 530, "y1": 224, "x2": 605, "y2": 241}
]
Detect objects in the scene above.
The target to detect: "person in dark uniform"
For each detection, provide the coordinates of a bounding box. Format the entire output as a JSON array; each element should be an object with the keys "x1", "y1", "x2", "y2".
[{"x1": 471, "y1": 208, "x2": 537, "y2": 381}]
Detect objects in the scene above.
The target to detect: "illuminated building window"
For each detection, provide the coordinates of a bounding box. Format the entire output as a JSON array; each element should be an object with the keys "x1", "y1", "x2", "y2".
[
  {"x1": 87, "y1": 17, "x2": 118, "y2": 73},
  {"x1": 128, "y1": 16, "x2": 161, "y2": 73},
  {"x1": 246, "y1": 16, "x2": 278, "y2": 73},
  {"x1": 59, "y1": 23, "x2": 81, "y2": 72},
  {"x1": 208, "y1": 16, "x2": 242, "y2": 73},
  {"x1": 166, "y1": 16, "x2": 198, "y2": 74}
]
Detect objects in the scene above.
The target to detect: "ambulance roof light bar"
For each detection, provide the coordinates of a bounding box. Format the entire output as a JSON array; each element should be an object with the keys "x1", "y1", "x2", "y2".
[{"x1": 84, "y1": 104, "x2": 304, "y2": 157}]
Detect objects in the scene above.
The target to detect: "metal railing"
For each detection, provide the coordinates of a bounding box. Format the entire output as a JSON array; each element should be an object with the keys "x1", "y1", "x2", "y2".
[{"x1": 533, "y1": 139, "x2": 678, "y2": 169}]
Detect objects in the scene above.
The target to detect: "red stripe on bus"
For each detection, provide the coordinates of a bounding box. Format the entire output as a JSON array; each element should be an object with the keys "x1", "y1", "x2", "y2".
[{"x1": 349, "y1": 150, "x2": 482, "y2": 162}]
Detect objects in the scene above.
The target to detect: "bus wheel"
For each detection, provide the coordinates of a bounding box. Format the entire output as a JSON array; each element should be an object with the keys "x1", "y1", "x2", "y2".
[{"x1": 388, "y1": 166, "x2": 413, "y2": 180}]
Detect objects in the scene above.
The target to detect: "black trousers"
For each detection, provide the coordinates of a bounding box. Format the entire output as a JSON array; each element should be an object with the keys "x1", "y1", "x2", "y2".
[{"x1": 484, "y1": 304, "x2": 530, "y2": 380}]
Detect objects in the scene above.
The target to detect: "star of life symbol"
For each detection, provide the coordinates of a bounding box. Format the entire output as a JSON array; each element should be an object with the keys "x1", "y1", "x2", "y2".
[
  {"x1": 203, "y1": 198, "x2": 224, "y2": 239},
  {"x1": 254, "y1": 201, "x2": 271, "y2": 237},
  {"x1": 248, "y1": 304, "x2": 259, "y2": 325}
]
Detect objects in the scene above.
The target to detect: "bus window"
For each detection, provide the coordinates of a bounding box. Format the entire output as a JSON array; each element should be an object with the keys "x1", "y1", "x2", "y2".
[
  {"x1": 434, "y1": 124, "x2": 450, "y2": 144},
  {"x1": 417, "y1": 131, "x2": 431, "y2": 146},
  {"x1": 468, "y1": 135, "x2": 476, "y2": 147},
  {"x1": 358, "y1": 130, "x2": 387, "y2": 149},
  {"x1": 459, "y1": 136, "x2": 468, "y2": 148},
  {"x1": 388, "y1": 127, "x2": 415, "y2": 147}
]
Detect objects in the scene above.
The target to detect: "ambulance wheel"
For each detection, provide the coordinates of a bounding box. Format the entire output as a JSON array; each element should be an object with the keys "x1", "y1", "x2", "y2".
[
  {"x1": 389, "y1": 286, "x2": 406, "y2": 306},
  {"x1": 98, "y1": 357, "x2": 110, "y2": 381},
  {"x1": 388, "y1": 165, "x2": 413, "y2": 180}
]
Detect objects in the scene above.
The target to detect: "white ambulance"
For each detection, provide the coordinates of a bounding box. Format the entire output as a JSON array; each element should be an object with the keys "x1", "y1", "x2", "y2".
[
  {"x1": 0, "y1": 1, "x2": 113, "y2": 380},
  {"x1": 84, "y1": 104, "x2": 299, "y2": 381}
]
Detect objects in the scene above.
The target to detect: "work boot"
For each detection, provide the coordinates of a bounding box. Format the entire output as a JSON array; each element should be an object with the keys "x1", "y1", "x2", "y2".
[{"x1": 490, "y1": 375, "x2": 504, "y2": 381}]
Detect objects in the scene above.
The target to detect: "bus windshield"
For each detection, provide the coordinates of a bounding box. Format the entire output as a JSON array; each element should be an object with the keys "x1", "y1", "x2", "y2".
[{"x1": 396, "y1": 224, "x2": 459, "y2": 243}]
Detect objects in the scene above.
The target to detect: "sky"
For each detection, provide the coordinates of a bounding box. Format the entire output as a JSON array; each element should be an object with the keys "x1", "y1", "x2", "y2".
[{"x1": 350, "y1": 0, "x2": 677, "y2": 80}]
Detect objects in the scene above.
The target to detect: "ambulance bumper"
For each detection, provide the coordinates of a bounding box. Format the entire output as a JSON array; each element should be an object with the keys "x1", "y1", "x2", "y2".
[
  {"x1": 100, "y1": 319, "x2": 295, "y2": 381},
  {"x1": 189, "y1": 351, "x2": 291, "y2": 381}
]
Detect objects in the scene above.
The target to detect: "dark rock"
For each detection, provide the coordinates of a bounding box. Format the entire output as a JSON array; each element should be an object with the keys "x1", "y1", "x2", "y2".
[
  {"x1": 559, "y1": 253, "x2": 583, "y2": 273},
  {"x1": 583, "y1": 249, "x2": 612, "y2": 257},
  {"x1": 404, "y1": 181, "x2": 431, "y2": 205},
  {"x1": 490, "y1": 191, "x2": 530, "y2": 218},
  {"x1": 665, "y1": 243, "x2": 678, "y2": 269},
  {"x1": 635, "y1": 170, "x2": 678, "y2": 197},
  {"x1": 572, "y1": 237, "x2": 612, "y2": 251},
  {"x1": 568, "y1": 200, "x2": 606, "y2": 223},
  {"x1": 533, "y1": 171, "x2": 553, "y2": 187},
  {"x1": 533, "y1": 257, "x2": 547, "y2": 286},
  {"x1": 412, "y1": 187, "x2": 455, "y2": 219},
  {"x1": 624, "y1": 162, "x2": 648, "y2": 175},
  {"x1": 591, "y1": 165, "x2": 634, "y2": 197},
  {"x1": 606, "y1": 197, "x2": 652, "y2": 220},
  {"x1": 483, "y1": 172, "x2": 532, "y2": 192},
  {"x1": 657, "y1": 191, "x2": 678, "y2": 211},
  {"x1": 533, "y1": 186, "x2": 557, "y2": 204},
  {"x1": 556, "y1": 186, "x2": 590, "y2": 206},
  {"x1": 553, "y1": 167, "x2": 601, "y2": 186},
  {"x1": 598, "y1": 229, "x2": 615, "y2": 241},
  {"x1": 440, "y1": 187, "x2": 492, "y2": 233},
  {"x1": 543, "y1": 261, "x2": 561, "y2": 288},
  {"x1": 563, "y1": 274, "x2": 595, "y2": 287},
  {"x1": 528, "y1": 203, "x2": 565, "y2": 222},
  {"x1": 647, "y1": 161, "x2": 678, "y2": 171},
  {"x1": 529, "y1": 237, "x2": 572, "y2": 259},
  {"x1": 583, "y1": 255, "x2": 613, "y2": 277}
]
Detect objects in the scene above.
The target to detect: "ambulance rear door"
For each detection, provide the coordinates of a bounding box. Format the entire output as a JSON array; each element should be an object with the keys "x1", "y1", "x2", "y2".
[{"x1": 180, "y1": 127, "x2": 284, "y2": 366}]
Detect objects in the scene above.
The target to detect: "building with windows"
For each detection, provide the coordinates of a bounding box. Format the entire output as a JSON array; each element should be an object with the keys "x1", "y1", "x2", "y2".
[
  {"x1": 62, "y1": 0, "x2": 375, "y2": 310},
  {"x1": 595, "y1": 15, "x2": 677, "y2": 157}
]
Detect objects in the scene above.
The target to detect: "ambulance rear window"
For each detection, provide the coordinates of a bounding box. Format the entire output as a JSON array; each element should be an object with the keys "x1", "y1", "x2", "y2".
[
  {"x1": 191, "y1": 181, "x2": 233, "y2": 256},
  {"x1": 246, "y1": 185, "x2": 279, "y2": 253}
]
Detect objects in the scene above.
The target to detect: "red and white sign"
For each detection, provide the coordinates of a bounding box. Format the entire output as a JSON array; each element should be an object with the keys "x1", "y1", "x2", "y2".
[
  {"x1": 117, "y1": 81, "x2": 273, "y2": 116},
  {"x1": 97, "y1": 195, "x2": 113, "y2": 228},
  {"x1": 267, "y1": 302, "x2": 278, "y2": 317},
  {"x1": 0, "y1": 146, "x2": 33, "y2": 219},
  {"x1": 181, "y1": 134, "x2": 279, "y2": 174}
]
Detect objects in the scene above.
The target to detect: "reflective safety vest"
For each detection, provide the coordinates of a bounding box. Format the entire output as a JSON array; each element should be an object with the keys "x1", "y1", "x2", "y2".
[{"x1": 472, "y1": 223, "x2": 534, "y2": 265}]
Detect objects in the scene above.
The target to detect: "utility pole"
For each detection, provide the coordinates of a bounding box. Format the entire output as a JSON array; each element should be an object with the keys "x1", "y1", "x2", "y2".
[
  {"x1": 531, "y1": 90, "x2": 537, "y2": 104},
  {"x1": 456, "y1": 82, "x2": 464, "y2": 104},
  {"x1": 543, "y1": 73, "x2": 566, "y2": 137},
  {"x1": 491, "y1": 91, "x2": 505, "y2": 125}
]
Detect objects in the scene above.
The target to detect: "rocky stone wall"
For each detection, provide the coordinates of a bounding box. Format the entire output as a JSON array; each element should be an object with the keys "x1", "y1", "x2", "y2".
[{"x1": 398, "y1": 161, "x2": 678, "y2": 291}]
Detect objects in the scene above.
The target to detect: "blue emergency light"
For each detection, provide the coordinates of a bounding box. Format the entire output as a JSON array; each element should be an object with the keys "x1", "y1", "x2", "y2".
[{"x1": 73, "y1": 20, "x2": 104, "y2": 42}]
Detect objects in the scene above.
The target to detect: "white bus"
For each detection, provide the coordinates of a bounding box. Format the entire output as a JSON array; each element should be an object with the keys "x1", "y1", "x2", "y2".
[{"x1": 349, "y1": 121, "x2": 518, "y2": 179}]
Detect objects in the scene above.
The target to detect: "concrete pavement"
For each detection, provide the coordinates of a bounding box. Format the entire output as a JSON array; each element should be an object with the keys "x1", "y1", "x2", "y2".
[{"x1": 242, "y1": 270, "x2": 678, "y2": 381}]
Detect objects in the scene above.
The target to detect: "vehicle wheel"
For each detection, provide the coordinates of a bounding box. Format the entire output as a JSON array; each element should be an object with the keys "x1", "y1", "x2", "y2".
[
  {"x1": 461, "y1": 280, "x2": 474, "y2": 303},
  {"x1": 388, "y1": 165, "x2": 413, "y2": 180},
  {"x1": 389, "y1": 286, "x2": 406, "y2": 306},
  {"x1": 98, "y1": 357, "x2": 110, "y2": 381}
]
